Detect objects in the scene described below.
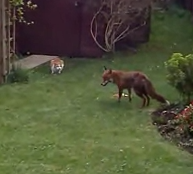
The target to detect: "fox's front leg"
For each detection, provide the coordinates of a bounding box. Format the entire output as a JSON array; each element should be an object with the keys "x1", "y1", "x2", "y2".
[
  {"x1": 118, "y1": 88, "x2": 123, "y2": 103},
  {"x1": 127, "y1": 88, "x2": 132, "y2": 102}
]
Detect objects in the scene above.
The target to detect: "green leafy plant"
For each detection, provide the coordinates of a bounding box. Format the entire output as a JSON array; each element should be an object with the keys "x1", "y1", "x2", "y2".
[
  {"x1": 9, "y1": 0, "x2": 37, "y2": 23},
  {"x1": 165, "y1": 53, "x2": 193, "y2": 102},
  {"x1": 7, "y1": 63, "x2": 29, "y2": 84}
]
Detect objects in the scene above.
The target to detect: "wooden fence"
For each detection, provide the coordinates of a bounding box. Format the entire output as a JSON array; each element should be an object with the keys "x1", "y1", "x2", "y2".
[
  {"x1": 179, "y1": 0, "x2": 193, "y2": 13},
  {"x1": 0, "y1": 0, "x2": 15, "y2": 84},
  {"x1": 16, "y1": 0, "x2": 151, "y2": 58}
]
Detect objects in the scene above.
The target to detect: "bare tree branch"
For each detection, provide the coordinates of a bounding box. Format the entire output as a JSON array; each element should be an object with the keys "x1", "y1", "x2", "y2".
[
  {"x1": 90, "y1": 0, "x2": 150, "y2": 52},
  {"x1": 90, "y1": 4, "x2": 109, "y2": 52},
  {"x1": 114, "y1": 21, "x2": 146, "y2": 43}
]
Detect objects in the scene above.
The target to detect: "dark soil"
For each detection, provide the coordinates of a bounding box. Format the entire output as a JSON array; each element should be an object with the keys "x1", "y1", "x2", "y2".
[{"x1": 151, "y1": 102, "x2": 193, "y2": 154}]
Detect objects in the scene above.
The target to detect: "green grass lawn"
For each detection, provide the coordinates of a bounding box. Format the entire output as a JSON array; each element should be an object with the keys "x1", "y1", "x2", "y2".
[{"x1": 1, "y1": 9, "x2": 193, "y2": 174}]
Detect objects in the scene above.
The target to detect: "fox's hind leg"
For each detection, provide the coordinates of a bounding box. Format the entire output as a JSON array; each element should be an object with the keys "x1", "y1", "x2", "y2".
[
  {"x1": 133, "y1": 89, "x2": 146, "y2": 108},
  {"x1": 145, "y1": 94, "x2": 150, "y2": 107},
  {"x1": 143, "y1": 90, "x2": 150, "y2": 107},
  {"x1": 141, "y1": 83, "x2": 150, "y2": 107}
]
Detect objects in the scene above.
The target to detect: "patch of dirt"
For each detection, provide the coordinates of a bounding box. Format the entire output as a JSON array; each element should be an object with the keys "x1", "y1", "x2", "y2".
[{"x1": 151, "y1": 102, "x2": 193, "y2": 154}]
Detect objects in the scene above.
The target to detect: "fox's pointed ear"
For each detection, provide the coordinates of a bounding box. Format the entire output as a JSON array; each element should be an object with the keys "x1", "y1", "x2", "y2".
[
  {"x1": 109, "y1": 69, "x2": 112, "y2": 73},
  {"x1": 103, "y1": 66, "x2": 107, "y2": 71}
]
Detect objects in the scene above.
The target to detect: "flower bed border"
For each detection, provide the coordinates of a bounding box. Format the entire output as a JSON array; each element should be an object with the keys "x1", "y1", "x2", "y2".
[{"x1": 151, "y1": 102, "x2": 193, "y2": 154}]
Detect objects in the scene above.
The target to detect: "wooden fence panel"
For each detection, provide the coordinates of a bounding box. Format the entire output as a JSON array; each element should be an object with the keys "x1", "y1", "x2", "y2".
[
  {"x1": 0, "y1": 0, "x2": 6, "y2": 84},
  {"x1": 0, "y1": 0, "x2": 15, "y2": 84},
  {"x1": 16, "y1": 0, "x2": 83, "y2": 57},
  {"x1": 0, "y1": 0, "x2": 3, "y2": 84},
  {"x1": 181, "y1": 0, "x2": 193, "y2": 13}
]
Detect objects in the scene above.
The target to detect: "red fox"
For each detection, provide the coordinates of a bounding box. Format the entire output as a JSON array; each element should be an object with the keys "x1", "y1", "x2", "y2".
[{"x1": 101, "y1": 66, "x2": 170, "y2": 108}]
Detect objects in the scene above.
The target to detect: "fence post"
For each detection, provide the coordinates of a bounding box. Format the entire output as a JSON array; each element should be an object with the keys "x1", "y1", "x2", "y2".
[{"x1": 0, "y1": 0, "x2": 5, "y2": 84}]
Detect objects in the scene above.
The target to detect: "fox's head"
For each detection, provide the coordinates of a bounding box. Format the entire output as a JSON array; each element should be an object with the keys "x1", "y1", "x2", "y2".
[{"x1": 101, "y1": 66, "x2": 113, "y2": 86}]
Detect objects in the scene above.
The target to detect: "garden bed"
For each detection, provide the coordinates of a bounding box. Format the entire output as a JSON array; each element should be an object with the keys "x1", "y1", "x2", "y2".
[{"x1": 151, "y1": 102, "x2": 193, "y2": 154}]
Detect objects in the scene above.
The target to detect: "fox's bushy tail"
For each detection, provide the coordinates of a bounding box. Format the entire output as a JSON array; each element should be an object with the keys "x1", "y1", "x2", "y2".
[{"x1": 143, "y1": 78, "x2": 169, "y2": 104}]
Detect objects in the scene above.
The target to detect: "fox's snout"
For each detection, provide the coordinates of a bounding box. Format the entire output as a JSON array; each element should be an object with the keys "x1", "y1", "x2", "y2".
[
  {"x1": 101, "y1": 81, "x2": 108, "y2": 86},
  {"x1": 101, "y1": 79, "x2": 112, "y2": 86}
]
